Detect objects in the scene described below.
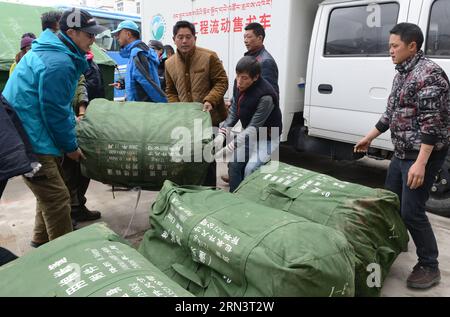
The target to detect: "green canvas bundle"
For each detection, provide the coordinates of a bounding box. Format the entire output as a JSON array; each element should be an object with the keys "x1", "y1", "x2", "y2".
[
  {"x1": 77, "y1": 99, "x2": 213, "y2": 190},
  {"x1": 234, "y1": 162, "x2": 409, "y2": 296},
  {"x1": 0, "y1": 223, "x2": 193, "y2": 297},
  {"x1": 139, "y1": 181, "x2": 356, "y2": 297}
]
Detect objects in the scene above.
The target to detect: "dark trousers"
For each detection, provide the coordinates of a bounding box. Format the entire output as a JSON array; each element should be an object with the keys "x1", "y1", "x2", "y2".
[
  {"x1": 385, "y1": 151, "x2": 447, "y2": 269},
  {"x1": 0, "y1": 179, "x2": 7, "y2": 199},
  {"x1": 61, "y1": 155, "x2": 90, "y2": 210},
  {"x1": 0, "y1": 247, "x2": 17, "y2": 266},
  {"x1": 203, "y1": 161, "x2": 217, "y2": 187}
]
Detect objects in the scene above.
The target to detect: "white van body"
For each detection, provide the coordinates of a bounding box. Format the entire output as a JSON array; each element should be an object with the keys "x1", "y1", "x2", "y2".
[
  {"x1": 306, "y1": 0, "x2": 450, "y2": 155},
  {"x1": 141, "y1": 0, "x2": 322, "y2": 141}
]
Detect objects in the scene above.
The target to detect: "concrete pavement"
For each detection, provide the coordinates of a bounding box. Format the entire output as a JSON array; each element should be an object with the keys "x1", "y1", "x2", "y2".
[{"x1": 1, "y1": 161, "x2": 449, "y2": 297}]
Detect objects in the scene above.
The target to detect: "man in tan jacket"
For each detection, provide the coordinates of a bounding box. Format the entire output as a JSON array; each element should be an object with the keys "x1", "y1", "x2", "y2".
[{"x1": 165, "y1": 20, "x2": 228, "y2": 127}]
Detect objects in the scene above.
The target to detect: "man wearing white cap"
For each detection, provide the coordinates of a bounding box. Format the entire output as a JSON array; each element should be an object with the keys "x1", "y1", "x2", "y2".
[{"x1": 110, "y1": 20, "x2": 167, "y2": 103}]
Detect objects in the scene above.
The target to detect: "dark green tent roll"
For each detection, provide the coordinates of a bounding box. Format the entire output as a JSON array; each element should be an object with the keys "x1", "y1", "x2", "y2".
[
  {"x1": 234, "y1": 162, "x2": 409, "y2": 297},
  {"x1": 0, "y1": 223, "x2": 193, "y2": 297},
  {"x1": 77, "y1": 99, "x2": 213, "y2": 190},
  {"x1": 139, "y1": 181, "x2": 356, "y2": 297}
]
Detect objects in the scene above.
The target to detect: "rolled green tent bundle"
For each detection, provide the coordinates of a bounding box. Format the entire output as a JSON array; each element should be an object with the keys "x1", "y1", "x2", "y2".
[
  {"x1": 234, "y1": 162, "x2": 409, "y2": 297},
  {"x1": 77, "y1": 99, "x2": 213, "y2": 190},
  {"x1": 140, "y1": 228, "x2": 230, "y2": 297},
  {"x1": 0, "y1": 223, "x2": 193, "y2": 297},
  {"x1": 139, "y1": 180, "x2": 356, "y2": 297}
]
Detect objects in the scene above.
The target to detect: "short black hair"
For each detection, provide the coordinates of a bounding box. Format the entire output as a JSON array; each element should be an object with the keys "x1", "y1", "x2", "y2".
[
  {"x1": 41, "y1": 11, "x2": 62, "y2": 31},
  {"x1": 22, "y1": 32, "x2": 36, "y2": 39},
  {"x1": 173, "y1": 20, "x2": 196, "y2": 37},
  {"x1": 128, "y1": 29, "x2": 141, "y2": 40},
  {"x1": 164, "y1": 44, "x2": 175, "y2": 55},
  {"x1": 390, "y1": 23, "x2": 424, "y2": 51},
  {"x1": 245, "y1": 23, "x2": 266, "y2": 41},
  {"x1": 236, "y1": 56, "x2": 261, "y2": 78}
]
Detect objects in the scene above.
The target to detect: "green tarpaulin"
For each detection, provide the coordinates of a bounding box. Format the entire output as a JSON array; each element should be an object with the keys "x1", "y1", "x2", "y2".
[
  {"x1": 139, "y1": 181, "x2": 356, "y2": 297},
  {"x1": 234, "y1": 162, "x2": 409, "y2": 297},
  {"x1": 77, "y1": 99, "x2": 213, "y2": 190},
  {"x1": 0, "y1": 2, "x2": 116, "y2": 98},
  {"x1": 0, "y1": 223, "x2": 194, "y2": 297}
]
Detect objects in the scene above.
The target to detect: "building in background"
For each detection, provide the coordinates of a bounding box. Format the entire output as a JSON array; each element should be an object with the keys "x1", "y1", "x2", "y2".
[
  {"x1": 0, "y1": 0, "x2": 139, "y2": 13},
  {"x1": 80, "y1": 0, "x2": 115, "y2": 10},
  {"x1": 115, "y1": 0, "x2": 139, "y2": 14}
]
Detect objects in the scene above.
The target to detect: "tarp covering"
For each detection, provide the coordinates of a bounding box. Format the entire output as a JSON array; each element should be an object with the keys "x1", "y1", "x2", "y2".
[
  {"x1": 0, "y1": 223, "x2": 194, "y2": 297},
  {"x1": 0, "y1": 2, "x2": 116, "y2": 97},
  {"x1": 234, "y1": 162, "x2": 409, "y2": 297},
  {"x1": 0, "y1": 2, "x2": 115, "y2": 71},
  {"x1": 77, "y1": 99, "x2": 213, "y2": 190},
  {"x1": 139, "y1": 181, "x2": 356, "y2": 297}
]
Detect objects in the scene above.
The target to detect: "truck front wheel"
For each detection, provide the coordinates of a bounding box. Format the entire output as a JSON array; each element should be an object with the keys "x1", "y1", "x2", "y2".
[{"x1": 426, "y1": 153, "x2": 450, "y2": 218}]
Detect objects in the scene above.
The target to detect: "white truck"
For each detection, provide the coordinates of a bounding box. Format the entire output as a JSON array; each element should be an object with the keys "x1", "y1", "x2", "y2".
[{"x1": 142, "y1": 0, "x2": 450, "y2": 215}]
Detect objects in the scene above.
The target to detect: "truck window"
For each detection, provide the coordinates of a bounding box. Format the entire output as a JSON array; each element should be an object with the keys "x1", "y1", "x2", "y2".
[
  {"x1": 426, "y1": 0, "x2": 450, "y2": 58},
  {"x1": 324, "y1": 3, "x2": 399, "y2": 57}
]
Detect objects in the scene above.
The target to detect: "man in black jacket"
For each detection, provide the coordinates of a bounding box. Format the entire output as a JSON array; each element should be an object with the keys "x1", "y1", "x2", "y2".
[
  {"x1": 0, "y1": 95, "x2": 40, "y2": 198},
  {"x1": 221, "y1": 22, "x2": 280, "y2": 185},
  {"x1": 63, "y1": 50, "x2": 104, "y2": 223},
  {"x1": 84, "y1": 50, "x2": 105, "y2": 100},
  {"x1": 244, "y1": 23, "x2": 279, "y2": 95},
  {"x1": 148, "y1": 40, "x2": 166, "y2": 90},
  {"x1": 1, "y1": 96, "x2": 28, "y2": 266},
  {"x1": 214, "y1": 57, "x2": 282, "y2": 192}
]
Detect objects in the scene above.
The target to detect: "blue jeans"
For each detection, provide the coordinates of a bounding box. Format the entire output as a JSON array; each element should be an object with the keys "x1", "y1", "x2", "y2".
[
  {"x1": 385, "y1": 151, "x2": 447, "y2": 269},
  {"x1": 229, "y1": 138, "x2": 279, "y2": 192}
]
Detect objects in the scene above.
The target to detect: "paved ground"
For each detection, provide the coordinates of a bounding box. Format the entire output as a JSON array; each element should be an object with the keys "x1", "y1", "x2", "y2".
[{"x1": 1, "y1": 148, "x2": 449, "y2": 296}]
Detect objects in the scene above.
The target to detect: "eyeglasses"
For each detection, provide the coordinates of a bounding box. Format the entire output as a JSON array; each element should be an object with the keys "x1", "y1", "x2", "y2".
[{"x1": 81, "y1": 31, "x2": 96, "y2": 39}]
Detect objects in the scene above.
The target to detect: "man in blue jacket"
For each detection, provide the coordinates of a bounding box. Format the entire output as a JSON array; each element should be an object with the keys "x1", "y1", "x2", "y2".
[
  {"x1": 2, "y1": 8, "x2": 106, "y2": 247},
  {"x1": 110, "y1": 20, "x2": 167, "y2": 103}
]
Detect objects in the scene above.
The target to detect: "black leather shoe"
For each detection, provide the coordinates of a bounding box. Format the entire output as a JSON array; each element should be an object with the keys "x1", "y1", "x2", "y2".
[
  {"x1": 71, "y1": 206, "x2": 101, "y2": 222},
  {"x1": 30, "y1": 241, "x2": 48, "y2": 248},
  {"x1": 72, "y1": 218, "x2": 78, "y2": 230}
]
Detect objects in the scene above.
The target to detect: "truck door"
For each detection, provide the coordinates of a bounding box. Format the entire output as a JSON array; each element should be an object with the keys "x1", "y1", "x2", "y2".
[
  {"x1": 417, "y1": 0, "x2": 450, "y2": 215},
  {"x1": 416, "y1": 0, "x2": 450, "y2": 79},
  {"x1": 306, "y1": 0, "x2": 410, "y2": 151}
]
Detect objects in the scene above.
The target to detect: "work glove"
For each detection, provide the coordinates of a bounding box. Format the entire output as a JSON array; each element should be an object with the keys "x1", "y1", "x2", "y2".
[
  {"x1": 215, "y1": 141, "x2": 235, "y2": 162},
  {"x1": 213, "y1": 133, "x2": 226, "y2": 152},
  {"x1": 24, "y1": 162, "x2": 42, "y2": 178}
]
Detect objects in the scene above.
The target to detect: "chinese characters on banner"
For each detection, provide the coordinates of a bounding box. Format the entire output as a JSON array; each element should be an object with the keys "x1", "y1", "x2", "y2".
[{"x1": 173, "y1": 0, "x2": 273, "y2": 36}]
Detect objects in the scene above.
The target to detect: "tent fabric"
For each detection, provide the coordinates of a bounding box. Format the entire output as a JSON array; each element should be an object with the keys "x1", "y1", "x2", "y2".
[
  {"x1": 0, "y1": 223, "x2": 194, "y2": 297},
  {"x1": 234, "y1": 162, "x2": 409, "y2": 296},
  {"x1": 139, "y1": 180, "x2": 356, "y2": 297},
  {"x1": 0, "y1": 2, "x2": 116, "y2": 72},
  {"x1": 77, "y1": 99, "x2": 213, "y2": 190}
]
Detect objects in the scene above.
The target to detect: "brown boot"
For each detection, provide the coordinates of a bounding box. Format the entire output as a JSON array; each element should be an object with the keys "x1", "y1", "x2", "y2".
[{"x1": 406, "y1": 264, "x2": 441, "y2": 289}]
